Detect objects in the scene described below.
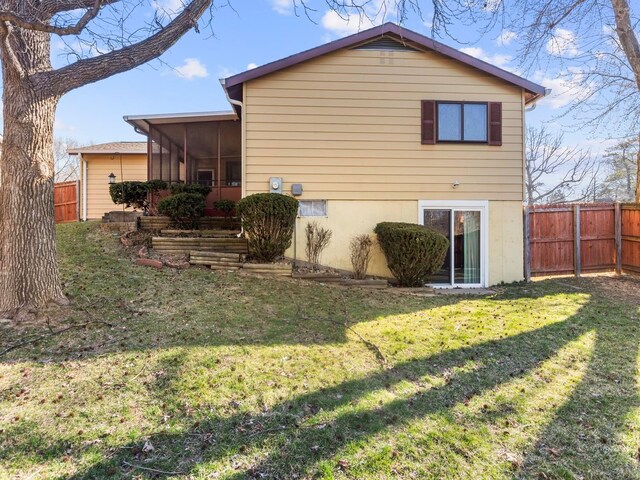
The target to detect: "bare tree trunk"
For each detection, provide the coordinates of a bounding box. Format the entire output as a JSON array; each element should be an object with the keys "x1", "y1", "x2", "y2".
[{"x1": 0, "y1": 27, "x2": 65, "y2": 317}]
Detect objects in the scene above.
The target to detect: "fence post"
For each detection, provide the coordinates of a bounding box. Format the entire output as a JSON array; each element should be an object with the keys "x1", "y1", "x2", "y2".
[
  {"x1": 615, "y1": 202, "x2": 622, "y2": 275},
  {"x1": 524, "y1": 205, "x2": 531, "y2": 282},
  {"x1": 573, "y1": 204, "x2": 581, "y2": 277}
]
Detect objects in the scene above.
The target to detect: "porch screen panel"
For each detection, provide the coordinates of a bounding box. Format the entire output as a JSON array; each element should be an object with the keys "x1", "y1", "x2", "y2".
[
  {"x1": 220, "y1": 121, "x2": 241, "y2": 187},
  {"x1": 149, "y1": 127, "x2": 162, "y2": 181},
  {"x1": 186, "y1": 122, "x2": 218, "y2": 186}
]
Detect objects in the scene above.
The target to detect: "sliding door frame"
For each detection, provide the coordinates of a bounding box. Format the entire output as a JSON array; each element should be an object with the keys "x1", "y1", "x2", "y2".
[{"x1": 418, "y1": 200, "x2": 489, "y2": 288}]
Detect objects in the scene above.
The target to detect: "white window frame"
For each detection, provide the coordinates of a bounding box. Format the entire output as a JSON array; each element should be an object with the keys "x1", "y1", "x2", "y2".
[
  {"x1": 298, "y1": 200, "x2": 328, "y2": 217},
  {"x1": 418, "y1": 200, "x2": 489, "y2": 288}
]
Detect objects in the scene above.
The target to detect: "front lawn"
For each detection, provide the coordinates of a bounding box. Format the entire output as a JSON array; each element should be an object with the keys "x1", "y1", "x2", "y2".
[{"x1": 1, "y1": 222, "x2": 639, "y2": 479}]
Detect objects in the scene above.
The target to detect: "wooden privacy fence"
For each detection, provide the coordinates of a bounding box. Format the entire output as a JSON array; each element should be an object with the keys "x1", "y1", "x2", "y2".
[
  {"x1": 525, "y1": 203, "x2": 640, "y2": 279},
  {"x1": 54, "y1": 181, "x2": 79, "y2": 223}
]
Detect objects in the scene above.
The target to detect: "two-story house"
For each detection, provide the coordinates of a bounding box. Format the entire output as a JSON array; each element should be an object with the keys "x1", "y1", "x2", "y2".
[{"x1": 117, "y1": 23, "x2": 546, "y2": 286}]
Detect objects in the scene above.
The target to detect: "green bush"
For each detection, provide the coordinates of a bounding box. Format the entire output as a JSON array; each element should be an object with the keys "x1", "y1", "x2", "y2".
[
  {"x1": 214, "y1": 199, "x2": 236, "y2": 229},
  {"x1": 157, "y1": 193, "x2": 206, "y2": 229},
  {"x1": 145, "y1": 179, "x2": 168, "y2": 193},
  {"x1": 170, "y1": 183, "x2": 212, "y2": 197},
  {"x1": 236, "y1": 193, "x2": 299, "y2": 262},
  {"x1": 109, "y1": 180, "x2": 168, "y2": 214},
  {"x1": 374, "y1": 222, "x2": 449, "y2": 287},
  {"x1": 109, "y1": 181, "x2": 148, "y2": 211},
  {"x1": 214, "y1": 199, "x2": 236, "y2": 216}
]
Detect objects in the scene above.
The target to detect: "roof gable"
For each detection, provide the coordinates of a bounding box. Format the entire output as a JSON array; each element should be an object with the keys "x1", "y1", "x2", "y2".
[{"x1": 224, "y1": 23, "x2": 546, "y2": 105}]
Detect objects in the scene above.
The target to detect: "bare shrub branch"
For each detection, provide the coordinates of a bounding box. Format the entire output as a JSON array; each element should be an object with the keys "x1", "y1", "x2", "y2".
[
  {"x1": 305, "y1": 222, "x2": 332, "y2": 271},
  {"x1": 349, "y1": 234, "x2": 373, "y2": 280}
]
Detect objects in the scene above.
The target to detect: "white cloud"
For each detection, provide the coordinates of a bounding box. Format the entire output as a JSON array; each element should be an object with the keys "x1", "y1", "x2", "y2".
[
  {"x1": 546, "y1": 28, "x2": 579, "y2": 57},
  {"x1": 54, "y1": 118, "x2": 78, "y2": 133},
  {"x1": 152, "y1": 0, "x2": 184, "y2": 19},
  {"x1": 217, "y1": 66, "x2": 237, "y2": 79},
  {"x1": 496, "y1": 30, "x2": 517, "y2": 46},
  {"x1": 175, "y1": 58, "x2": 208, "y2": 80},
  {"x1": 537, "y1": 70, "x2": 593, "y2": 109},
  {"x1": 320, "y1": 10, "x2": 375, "y2": 36},
  {"x1": 247, "y1": 62, "x2": 258, "y2": 70},
  {"x1": 459, "y1": 47, "x2": 512, "y2": 68},
  {"x1": 271, "y1": 0, "x2": 293, "y2": 15}
]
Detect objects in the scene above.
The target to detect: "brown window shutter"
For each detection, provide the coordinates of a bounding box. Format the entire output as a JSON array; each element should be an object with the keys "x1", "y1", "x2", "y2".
[
  {"x1": 421, "y1": 100, "x2": 436, "y2": 145},
  {"x1": 488, "y1": 102, "x2": 502, "y2": 146}
]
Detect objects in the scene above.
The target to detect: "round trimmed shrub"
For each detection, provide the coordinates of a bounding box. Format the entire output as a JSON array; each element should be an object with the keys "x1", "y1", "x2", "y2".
[
  {"x1": 157, "y1": 192, "x2": 206, "y2": 229},
  {"x1": 236, "y1": 193, "x2": 299, "y2": 262},
  {"x1": 374, "y1": 222, "x2": 449, "y2": 287}
]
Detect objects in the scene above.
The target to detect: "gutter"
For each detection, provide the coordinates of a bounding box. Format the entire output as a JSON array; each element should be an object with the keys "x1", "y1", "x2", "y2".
[
  {"x1": 221, "y1": 78, "x2": 246, "y2": 238},
  {"x1": 81, "y1": 154, "x2": 88, "y2": 221}
]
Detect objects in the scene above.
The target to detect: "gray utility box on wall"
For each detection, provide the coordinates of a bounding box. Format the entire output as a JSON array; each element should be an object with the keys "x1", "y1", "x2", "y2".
[{"x1": 269, "y1": 177, "x2": 283, "y2": 194}]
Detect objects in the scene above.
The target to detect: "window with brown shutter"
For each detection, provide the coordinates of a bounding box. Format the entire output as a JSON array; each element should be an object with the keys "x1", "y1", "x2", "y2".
[
  {"x1": 422, "y1": 101, "x2": 502, "y2": 145},
  {"x1": 488, "y1": 102, "x2": 502, "y2": 146},
  {"x1": 421, "y1": 100, "x2": 436, "y2": 145}
]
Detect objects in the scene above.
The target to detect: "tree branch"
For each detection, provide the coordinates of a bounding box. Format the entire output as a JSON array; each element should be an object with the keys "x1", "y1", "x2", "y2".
[
  {"x1": 611, "y1": 0, "x2": 640, "y2": 90},
  {"x1": 0, "y1": 21, "x2": 26, "y2": 78},
  {"x1": 0, "y1": 0, "x2": 103, "y2": 36},
  {"x1": 42, "y1": 0, "x2": 121, "y2": 15},
  {"x1": 40, "y1": 0, "x2": 212, "y2": 96}
]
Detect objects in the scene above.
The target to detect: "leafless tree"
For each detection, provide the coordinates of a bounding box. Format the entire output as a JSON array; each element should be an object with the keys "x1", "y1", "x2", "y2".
[
  {"x1": 0, "y1": 0, "x2": 214, "y2": 318},
  {"x1": 54, "y1": 137, "x2": 80, "y2": 183},
  {"x1": 598, "y1": 136, "x2": 640, "y2": 201},
  {"x1": 525, "y1": 126, "x2": 596, "y2": 204}
]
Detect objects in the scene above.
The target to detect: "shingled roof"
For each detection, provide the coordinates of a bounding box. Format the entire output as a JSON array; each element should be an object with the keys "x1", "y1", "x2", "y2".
[{"x1": 67, "y1": 142, "x2": 147, "y2": 155}]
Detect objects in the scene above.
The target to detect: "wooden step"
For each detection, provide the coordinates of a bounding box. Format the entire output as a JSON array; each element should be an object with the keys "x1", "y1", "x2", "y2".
[
  {"x1": 152, "y1": 236, "x2": 248, "y2": 255},
  {"x1": 189, "y1": 251, "x2": 241, "y2": 261},
  {"x1": 160, "y1": 229, "x2": 241, "y2": 237},
  {"x1": 140, "y1": 216, "x2": 240, "y2": 231},
  {"x1": 243, "y1": 263, "x2": 291, "y2": 271}
]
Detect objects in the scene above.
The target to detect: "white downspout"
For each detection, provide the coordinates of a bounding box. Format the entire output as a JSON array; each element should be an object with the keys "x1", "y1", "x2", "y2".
[{"x1": 81, "y1": 154, "x2": 88, "y2": 221}]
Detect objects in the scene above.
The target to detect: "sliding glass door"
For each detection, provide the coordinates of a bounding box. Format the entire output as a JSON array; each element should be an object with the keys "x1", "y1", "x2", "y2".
[{"x1": 420, "y1": 201, "x2": 487, "y2": 287}]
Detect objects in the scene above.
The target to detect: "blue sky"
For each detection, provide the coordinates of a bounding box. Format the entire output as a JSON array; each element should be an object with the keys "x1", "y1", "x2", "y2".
[{"x1": 52, "y1": 0, "x2": 599, "y2": 153}]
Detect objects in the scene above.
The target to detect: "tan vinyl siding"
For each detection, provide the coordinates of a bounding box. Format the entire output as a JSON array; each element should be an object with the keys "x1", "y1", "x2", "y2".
[
  {"x1": 244, "y1": 48, "x2": 525, "y2": 201},
  {"x1": 82, "y1": 154, "x2": 147, "y2": 219}
]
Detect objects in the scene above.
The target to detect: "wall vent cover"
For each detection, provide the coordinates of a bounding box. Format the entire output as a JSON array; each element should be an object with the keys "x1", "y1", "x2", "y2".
[{"x1": 353, "y1": 36, "x2": 419, "y2": 52}]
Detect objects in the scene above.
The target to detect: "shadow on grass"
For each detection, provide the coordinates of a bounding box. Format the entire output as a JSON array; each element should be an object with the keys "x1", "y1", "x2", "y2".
[
  {"x1": 2, "y1": 222, "x2": 476, "y2": 362},
  {"x1": 61, "y1": 286, "x2": 640, "y2": 479},
  {"x1": 517, "y1": 302, "x2": 640, "y2": 478}
]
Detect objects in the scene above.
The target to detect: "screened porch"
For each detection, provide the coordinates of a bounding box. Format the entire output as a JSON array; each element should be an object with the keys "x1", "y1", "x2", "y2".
[{"x1": 124, "y1": 112, "x2": 242, "y2": 216}]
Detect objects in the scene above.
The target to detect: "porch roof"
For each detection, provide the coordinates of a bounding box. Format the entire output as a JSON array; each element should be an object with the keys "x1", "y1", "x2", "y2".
[
  {"x1": 67, "y1": 141, "x2": 147, "y2": 155},
  {"x1": 123, "y1": 110, "x2": 238, "y2": 135}
]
